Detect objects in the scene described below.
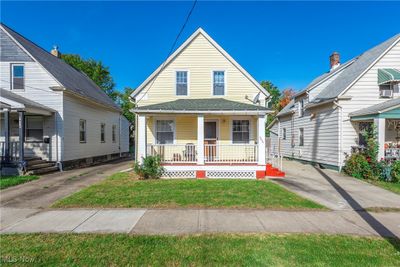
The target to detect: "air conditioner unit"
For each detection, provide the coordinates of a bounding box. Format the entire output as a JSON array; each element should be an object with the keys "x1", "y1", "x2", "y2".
[{"x1": 380, "y1": 89, "x2": 393, "y2": 98}]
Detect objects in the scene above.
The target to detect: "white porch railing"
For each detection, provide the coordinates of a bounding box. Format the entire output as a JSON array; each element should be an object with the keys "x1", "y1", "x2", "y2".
[
  {"x1": 204, "y1": 144, "x2": 258, "y2": 163},
  {"x1": 0, "y1": 141, "x2": 51, "y2": 162},
  {"x1": 147, "y1": 144, "x2": 197, "y2": 163},
  {"x1": 0, "y1": 141, "x2": 19, "y2": 162}
]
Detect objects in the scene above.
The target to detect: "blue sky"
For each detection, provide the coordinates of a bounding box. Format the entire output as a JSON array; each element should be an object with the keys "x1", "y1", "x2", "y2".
[{"x1": 2, "y1": 1, "x2": 399, "y2": 92}]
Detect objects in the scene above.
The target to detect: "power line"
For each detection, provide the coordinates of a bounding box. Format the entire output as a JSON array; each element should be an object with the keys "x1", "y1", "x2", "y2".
[
  {"x1": 136, "y1": 0, "x2": 198, "y2": 104},
  {"x1": 0, "y1": 79, "x2": 62, "y2": 95}
]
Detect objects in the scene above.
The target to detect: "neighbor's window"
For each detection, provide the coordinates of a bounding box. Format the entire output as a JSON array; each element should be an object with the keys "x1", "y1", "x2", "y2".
[
  {"x1": 232, "y1": 120, "x2": 250, "y2": 144},
  {"x1": 79, "y1": 119, "x2": 86, "y2": 143},
  {"x1": 26, "y1": 116, "x2": 43, "y2": 142},
  {"x1": 282, "y1": 128, "x2": 286, "y2": 140},
  {"x1": 298, "y1": 99, "x2": 305, "y2": 117},
  {"x1": 100, "y1": 123, "x2": 105, "y2": 143},
  {"x1": 213, "y1": 71, "x2": 225, "y2": 95},
  {"x1": 156, "y1": 120, "x2": 174, "y2": 144},
  {"x1": 11, "y1": 64, "x2": 25, "y2": 90},
  {"x1": 112, "y1": 125, "x2": 116, "y2": 143},
  {"x1": 176, "y1": 71, "x2": 188, "y2": 96},
  {"x1": 299, "y1": 128, "x2": 304, "y2": 146}
]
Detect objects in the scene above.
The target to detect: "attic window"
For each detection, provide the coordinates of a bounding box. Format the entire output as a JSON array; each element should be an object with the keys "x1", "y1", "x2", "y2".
[
  {"x1": 213, "y1": 71, "x2": 225, "y2": 95},
  {"x1": 11, "y1": 64, "x2": 24, "y2": 90},
  {"x1": 176, "y1": 71, "x2": 188, "y2": 96}
]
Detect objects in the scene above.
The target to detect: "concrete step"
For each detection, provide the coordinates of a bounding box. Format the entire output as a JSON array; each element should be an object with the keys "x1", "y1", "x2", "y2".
[
  {"x1": 26, "y1": 162, "x2": 55, "y2": 171},
  {"x1": 26, "y1": 159, "x2": 47, "y2": 166},
  {"x1": 28, "y1": 166, "x2": 59, "y2": 175},
  {"x1": 25, "y1": 157, "x2": 42, "y2": 162}
]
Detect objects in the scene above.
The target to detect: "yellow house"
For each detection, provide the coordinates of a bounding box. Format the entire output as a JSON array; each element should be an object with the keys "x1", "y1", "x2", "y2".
[{"x1": 131, "y1": 28, "x2": 272, "y2": 178}]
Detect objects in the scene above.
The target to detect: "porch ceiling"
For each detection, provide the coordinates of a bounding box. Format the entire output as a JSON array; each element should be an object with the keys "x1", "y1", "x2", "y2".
[
  {"x1": 0, "y1": 89, "x2": 55, "y2": 115},
  {"x1": 133, "y1": 98, "x2": 271, "y2": 115}
]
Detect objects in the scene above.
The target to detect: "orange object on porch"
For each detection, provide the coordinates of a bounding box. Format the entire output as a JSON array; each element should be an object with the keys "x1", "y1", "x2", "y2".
[{"x1": 196, "y1": 170, "x2": 206, "y2": 179}]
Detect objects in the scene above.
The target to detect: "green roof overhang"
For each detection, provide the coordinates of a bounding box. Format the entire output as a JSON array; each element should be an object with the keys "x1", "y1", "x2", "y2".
[
  {"x1": 350, "y1": 107, "x2": 400, "y2": 121},
  {"x1": 378, "y1": 68, "x2": 400, "y2": 85}
]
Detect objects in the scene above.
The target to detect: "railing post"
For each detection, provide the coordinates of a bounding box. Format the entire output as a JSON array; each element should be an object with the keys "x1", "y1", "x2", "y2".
[
  {"x1": 257, "y1": 115, "x2": 266, "y2": 165},
  {"x1": 137, "y1": 114, "x2": 147, "y2": 164},
  {"x1": 197, "y1": 114, "x2": 204, "y2": 165},
  {"x1": 18, "y1": 111, "x2": 26, "y2": 169},
  {"x1": 4, "y1": 109, "x2": 10, "y2": 163}
]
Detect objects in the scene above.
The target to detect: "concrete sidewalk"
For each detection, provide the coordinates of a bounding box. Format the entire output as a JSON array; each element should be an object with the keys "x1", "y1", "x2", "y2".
[{"x1": 2, "y1": 208, "x2": 399, "y2": 238}]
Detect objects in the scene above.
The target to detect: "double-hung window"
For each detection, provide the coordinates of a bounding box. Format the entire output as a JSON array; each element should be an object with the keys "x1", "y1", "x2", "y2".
[
  {"x1": 100, "y1": 123, "x2": 106, "y2": 143},
  {"x1": 79, "y1": 119, "x2": 86, "y2": 143},
  {"x1": 176, "y1": 71, "x2": 188, "y2": 96},
  {"x1": 11, "y1": 64, "x2": 25, "y2": 90},
  {"x1": 26, "y1": 116, "x2": 43, "y2": 142},
  {"x1": 213, "y1": 71, "x2": 225, "y2": 95},
  {"x1": 298, "y1": 99, "x2": 305, "y2": 117},
  {"x1": 156, "y1": 120, "x2": 174, "y2": 144},
  {"x1": 299, "y1": 128, "x2": 304, "y2": 146},
  {"x1": 112, "y1": 125, "x2": 116, "y2": 143},
  {"x1": 282, "y1": 128, "x2": 286, "y2": 140},
  {"x1": 232, "y1": 120, "x2": 250, "y2": 144}
]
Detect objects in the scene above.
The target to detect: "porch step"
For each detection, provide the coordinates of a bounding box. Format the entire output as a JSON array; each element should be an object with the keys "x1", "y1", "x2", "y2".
[
  {"x1": 25, "y1": 157, "x2": 42, "y2": 162},
  {"x1": 265, "y1": 164, "x2": 285, "y2": 178},
  {"x1": 26, "y1": 159, "x2": 47, "y2": 166},
  {"x1": 27, "y1": 166, "x2": 59, "y2": 175},
  {"x1": 26, "y1": 162, "x2": 56, "y2": 171}
]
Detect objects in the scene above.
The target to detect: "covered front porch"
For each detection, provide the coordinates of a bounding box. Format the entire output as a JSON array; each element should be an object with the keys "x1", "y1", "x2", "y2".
[
  {"x1": 134, "y1": 99, "x2": 270, "y2": 178},
  {"x1": 350, "y1": 98, "x2": 400, "y2": 161},
  {"x1": 0, "y1": 89, "x2": 57, "y2": 174}
]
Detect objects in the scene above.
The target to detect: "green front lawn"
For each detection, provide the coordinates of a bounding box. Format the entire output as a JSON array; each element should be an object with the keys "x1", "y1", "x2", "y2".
[
  {"x1": 367, "y1": 180, "x2": 400, "y2": 195},
  {"x1": 0, "y1": 175, "x2": 39, "y2": 190},
  {"x1": 53, "y1": 173, "x2": 324, "y2": 209},
  {"x1": 1, "y1": 234, "x2": 399, "y2": 266}
]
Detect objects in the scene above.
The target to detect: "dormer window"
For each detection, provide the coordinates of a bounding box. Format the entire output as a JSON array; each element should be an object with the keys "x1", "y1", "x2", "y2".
[
  {"x1": 176, "y1": 71, "x2": 188, "y2": 96},
  {"x1": 11, "y1": 64, "x2": 25, "y2": 90}
]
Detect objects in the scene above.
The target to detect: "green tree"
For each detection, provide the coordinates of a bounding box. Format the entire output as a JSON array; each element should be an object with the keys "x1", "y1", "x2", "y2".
[
  {"x1": 260, "y1": 81, "x2": 281, "y2": 136},
  {"x1": 116, "y1": 87, "x2": 136, "y2": 147},
  {"x1": 61, "y1": 54, "x2": 117, "y2": 100}
]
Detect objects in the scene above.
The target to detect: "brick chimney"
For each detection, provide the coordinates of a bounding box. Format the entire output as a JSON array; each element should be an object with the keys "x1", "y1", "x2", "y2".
[
  {"x1": 50, "y1": 45, "x2": 61, "y2": 58},
  {"x1": 329, "y1": 52, "x2": 340, "y2": 71}
]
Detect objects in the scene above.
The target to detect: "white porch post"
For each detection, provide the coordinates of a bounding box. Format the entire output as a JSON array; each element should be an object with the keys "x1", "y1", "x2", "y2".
[
  {"x1": 197, "y1": 114, "x2": 204, "y2": 165},
  {"x1": 4, "y1": 109, "x2": 10, "y2": 162},
  {"x1": 18, "y1": 111, "x2": 26, "y2": 168},
  {"x1": 137, "y1": 114, "x2": 147, "y2": 163},
  {"x1": 374, "y1": 117, "x2": 385, "y2": 160},
  {"x1": 257, "y1": 115, "x2": 266, "y2": 165}
]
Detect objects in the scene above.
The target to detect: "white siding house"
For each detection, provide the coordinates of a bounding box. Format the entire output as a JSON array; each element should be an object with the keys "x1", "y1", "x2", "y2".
[
  {"x1": 0, "y1": 23, "x2": 130, "y2": 174},
  {"x1": 268, "y1": 33, "x2": 400, "y2": 170}
]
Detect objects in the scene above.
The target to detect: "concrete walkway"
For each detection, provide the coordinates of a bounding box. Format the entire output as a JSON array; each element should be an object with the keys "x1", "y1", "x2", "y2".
[
  {"x1": 275, "y1": 160, "x2": 400, "y2": 211},
  {"x1": 1, "y1": 208, "x2": 399, "y2": 237},
  {"x1": 0, "y1": 159, "x2": 134, "y2": 209}
]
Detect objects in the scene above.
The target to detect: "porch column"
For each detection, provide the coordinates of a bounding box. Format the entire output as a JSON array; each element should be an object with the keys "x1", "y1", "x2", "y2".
[
  {"x1": 374, "y1": 117, "x2": 385, "y2": 160},
  {"x1": 197, "y1": 114, "x2": 204, "y2": 165},
  {"x1": 257, "y1": 115, "x2": 266, "y2": 165},
  {"x1": 18, "y1": 111, "x2": 26, "y2": 168},
  {"x1": 137, "y1": 114, "x2": 147, "y2": 164},
  {"x1": 4, "y1": 109, "x2": 10, "y2": 163}
]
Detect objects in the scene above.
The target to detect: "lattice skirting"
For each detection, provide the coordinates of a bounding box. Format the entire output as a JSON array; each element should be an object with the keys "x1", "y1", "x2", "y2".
[
  {"x1": 206, "y1": 170, "x2": 256, "y2": 179},
  {"x1": 162, "y1": 170, "x2": 196, "y2": 179}
]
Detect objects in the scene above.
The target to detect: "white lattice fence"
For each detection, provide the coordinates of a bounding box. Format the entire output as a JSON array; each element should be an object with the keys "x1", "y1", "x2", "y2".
[
  {"x1": 162, "y1": 170, "x2": 196, "y2": 179},
  {"x1": 206, "y1": 171, "x2": 256, "y2": 179}
]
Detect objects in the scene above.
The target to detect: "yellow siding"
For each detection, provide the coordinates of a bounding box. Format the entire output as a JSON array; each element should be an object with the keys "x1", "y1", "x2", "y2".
[{"x1": 137, "y1": 34, "x2": 263, "y2": 106}]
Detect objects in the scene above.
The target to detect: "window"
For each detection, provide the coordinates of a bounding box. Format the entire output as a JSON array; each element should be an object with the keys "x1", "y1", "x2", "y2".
[
  {"x1": 156, "y1": 120, "x2": 174, "y2": 144},
  {"x1": 176, "y1": 71, "x2": 188, "y2": 96},
  {"x1": 79, "y1": 120, "x2": 86, "y2": 143},
  {"x1": 100, "y1": 123, "x2": 105, "y2": 143},
  {"x1": 393, "y1": 83, "x2": 400, "y2": 94},
  {"x1": 232, "y1": 120, "x2": 250, "y2": 144},
  {"x1": 26, "y1": 116, "x2": 43, "y2": 142},
  {"x1": 299, "y1": 128, "x2": 304, "y2": 146},
  {"x1": 298, "y1": 99, "x2": 305, "y2": 117},
  {"x1": 213, "y1": 71, "x2": 225, "y2": 95},
  {"x1": 11, "y1": 64, "x2": 24, "y2": 90},
  {"x1": 112, "y1": 125, "x2": 116, "y2": 143},
  {"x1": 282, "y1": 128, "x2": 286, "y2": 140}
]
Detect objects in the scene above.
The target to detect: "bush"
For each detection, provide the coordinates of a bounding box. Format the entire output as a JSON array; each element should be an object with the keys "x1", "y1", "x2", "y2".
[
  {"x1": 134, "y1": 156, "x2": 164, "y2": 180},
  {"x1": 344, "y1": 153, "x2": 375, "y2": 180},
  {"x1": 391, "y1": 160, "x2": 400, "y2": 183}
]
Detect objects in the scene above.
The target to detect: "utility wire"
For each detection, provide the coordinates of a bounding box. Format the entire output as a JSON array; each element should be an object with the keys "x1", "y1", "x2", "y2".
[
  {"x1": 135, "y1": 0, "x2": 198, "y2": 104},
  {"x1": 0, "y1": 79, "x2": 62, "y2": 95}
]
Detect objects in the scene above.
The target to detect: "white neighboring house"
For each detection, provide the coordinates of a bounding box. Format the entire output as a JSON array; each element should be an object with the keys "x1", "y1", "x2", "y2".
[
  {"x1": 0, "y1": 23, "x2": 130, "y2": 174},
  {"x1": 267, "y1": 33, "x2": 400, "y2": 170}
]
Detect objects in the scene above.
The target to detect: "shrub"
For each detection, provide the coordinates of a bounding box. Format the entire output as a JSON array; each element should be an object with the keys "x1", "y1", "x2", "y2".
[
  {"x1": 134, "y1": 156, "x2": 164, "y2": 180},
  {"x1": 391, "y1": 160, "x2": 400, "y2": 183},
  {"x1": 344, "y1": 153, "x2": 375, "y2": 180}
]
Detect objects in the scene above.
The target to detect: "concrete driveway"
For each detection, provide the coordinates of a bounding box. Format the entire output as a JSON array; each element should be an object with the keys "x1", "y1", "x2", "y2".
[{"x1": 274, "y1": 160, "x2": 400, "y2": 211}]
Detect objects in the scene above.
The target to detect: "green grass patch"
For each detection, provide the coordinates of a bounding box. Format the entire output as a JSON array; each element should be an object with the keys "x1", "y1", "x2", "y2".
[
  {"x1": 367, "y1": 180, "x2": 400, "y2": 195},
  {"x1": 53, "y1": 173, "x2": 324, "y2": 209},
  {"x1": 0, "y1": 175, "x2": 39, "y2": 190},
  {"x1": 1, "y1": 234, "x2": 399, "y2": 266}
]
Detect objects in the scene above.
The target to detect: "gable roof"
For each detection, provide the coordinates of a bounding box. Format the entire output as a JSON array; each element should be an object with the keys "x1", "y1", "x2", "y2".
[
  {"x1": 134, "y1": 98, "x2": 270, "y2": 114},
  {"x1": 131, "y1": 28, "x2": 269, "y2": 99},
  {"x1": 349, "y1": 97, "x2": 400, "y2": 117},
  {"x1": 0, "y1": 23, "x2": 120, "y2": 111},
  {"x1": 276, "y1": 99, "x2": 295, "y2": 117},
  {"x1": 314, "y1": 33, "x2": 400, "y2": 101}
]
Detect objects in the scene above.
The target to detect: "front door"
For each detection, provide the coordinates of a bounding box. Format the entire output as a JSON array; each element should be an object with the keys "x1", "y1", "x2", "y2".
[{"x1": 204, "y1": 121, "x2": 217, "y2": 161}]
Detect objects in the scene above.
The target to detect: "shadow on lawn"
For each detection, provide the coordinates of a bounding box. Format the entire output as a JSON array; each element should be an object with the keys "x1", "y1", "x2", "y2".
[{"x1": 314, "y1": 167, "x2": 400, "y2": 252}]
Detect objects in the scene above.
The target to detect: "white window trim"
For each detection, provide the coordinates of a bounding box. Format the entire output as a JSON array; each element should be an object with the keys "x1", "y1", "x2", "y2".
[
  {"x1": 11, "y1": 63, "x2": 25, "y2": 91},
  {"x1": 230, "y1": 117, "x2": 252, "y2": 145},
  {"x1": 153, "y1": 117, "x2": 176, "y2": 145},
  {"x1": 211, "y1": 70, "x2": 227, "y2": 96},
  {"x1": 100, "y1": 123, "x2": 106, "y2": 143},
  {"x1": 112, "y1": 124, "x2": 117, "y2": 143},
  {"x1": 79, "y1": 119, "x2": 87, "y2": 143},
  {"x1": 298, "y1": 128, "x2": 304, "y2": 147},
  {"x1": 175, "y1": 69, "x2": 190, "y2": 97},
  {"x1": 25, "y1": 115, "x2": 43, "y2": 143}
]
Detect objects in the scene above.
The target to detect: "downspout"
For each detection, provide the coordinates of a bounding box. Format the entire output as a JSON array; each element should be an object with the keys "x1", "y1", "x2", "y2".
[
  {"x1": 119, "y1": 114, "x2": 122, "y2": 157},
  {"x1": 334, "y1": 100, "x2": 343, "y2": 172},
  {"x1": 54, "y1": 112, "x2": 62, "y2": 171}
]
